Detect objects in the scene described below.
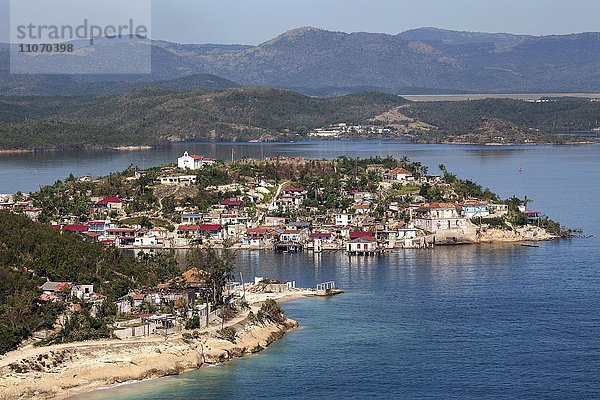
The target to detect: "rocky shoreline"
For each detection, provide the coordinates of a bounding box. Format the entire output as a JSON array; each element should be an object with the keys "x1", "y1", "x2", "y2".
[{"x1": 0, "y1": 305, "x2": 300, "y2": 400}]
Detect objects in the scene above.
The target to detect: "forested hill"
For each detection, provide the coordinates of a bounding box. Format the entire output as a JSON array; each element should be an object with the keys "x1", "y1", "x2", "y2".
[
  {"x1": 0, "y1": 211, "x2": 178, "y2": 354},
  {"x1": 0, "y1": 89, "x2": 407, "y2": 149},
  {"x1": 0, "y1": 88, "x2": 599, "y2": 150}
]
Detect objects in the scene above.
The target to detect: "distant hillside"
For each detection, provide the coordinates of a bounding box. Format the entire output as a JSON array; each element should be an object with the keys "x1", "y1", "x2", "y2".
[
  {"x1": 197, "y1": 27, "x2": 600, "y2": 95},
  {"x1": 2, "y1": 27, "x2": 600, "y2": 96},
  {"x1": 0, "y1": 87, "x2": 598, "y2": 149},
  {"x1": 0, "y1": 88, "x2": 408, "y2": 148}
]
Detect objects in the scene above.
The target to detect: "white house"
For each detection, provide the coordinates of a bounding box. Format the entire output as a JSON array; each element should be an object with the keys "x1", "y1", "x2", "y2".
[
  {"x1": 280, "y1": 230, "x2": 302, "y2": 242},
  {"x1": 71, "y1": 285, "x2": 94, "y2": 300},
  {"x1": 335, "y1": 213, "x2": 354, "y2": 226},
  {"x1": 387, "y1": 167, "x2": 414, "y2": 182},
  {"x1": 460, "y1": 200, "x2": 491, "y2": 219},
  {"x1": 414, "y1": 203, "x2": 468, "y2": 233},
  {"x1": 134, "y1": 236, "x2": 161, "y2": 247},
  {"x1": 346, "y1": 237, "x2": 379, "y2": 254},
  {"x1": 177, "y1": 151, "x2": 216, "y2": 170}
]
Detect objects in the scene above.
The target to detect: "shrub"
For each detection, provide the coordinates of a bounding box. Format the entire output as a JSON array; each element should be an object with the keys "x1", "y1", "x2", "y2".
[
  {"x1": 217, "y1": 327, "x2": 236, "y2": 343},
  {"x1": 260, "y1": 299, "x2": 285, "y2": 324},
  {"x1": 185, "y1": 316, "x2": 200, "y2": 330}
]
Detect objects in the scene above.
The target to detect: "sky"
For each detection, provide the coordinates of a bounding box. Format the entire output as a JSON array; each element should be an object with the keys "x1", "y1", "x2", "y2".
[{"x1": 1, "y1": 0, "x2": 599, "y2": 44}]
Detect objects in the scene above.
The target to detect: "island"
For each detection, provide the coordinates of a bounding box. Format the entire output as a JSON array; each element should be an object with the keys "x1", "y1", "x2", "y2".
[{"x1": 0, "y1": 155, "x2": 566, "y2": 399}]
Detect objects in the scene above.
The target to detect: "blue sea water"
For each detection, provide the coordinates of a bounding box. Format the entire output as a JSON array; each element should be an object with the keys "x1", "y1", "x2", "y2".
[
  {"x1": 4, "y1": 142, "x2": 599, "y2": 399},
  {"x1": 74, "y1": 240, "x2": 600, "y2": 400}
]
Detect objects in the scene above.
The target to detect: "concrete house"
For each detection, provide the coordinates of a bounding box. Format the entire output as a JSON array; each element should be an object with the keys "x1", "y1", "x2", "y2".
[
  {"x1": 414, "y1": 203, "x2": 467, "y2": 233},
  {"x1": 177, "y1": 151, "x2": 216, "y2": 170},
  {"x1": 387, "y1": 168, "x2": 414, "y2": 182},
  {"x1": 460, "y1": 200, "x2": 490, "y2": 219},
  {"x1": 346, "y1": 237, "x2": 380, "y2": 254}
]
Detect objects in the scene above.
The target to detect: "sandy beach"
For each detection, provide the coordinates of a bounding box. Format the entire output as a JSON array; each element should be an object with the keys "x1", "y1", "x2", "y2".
[{"x1": 0, "y1": 289, "x2": 318, "y2": 400}]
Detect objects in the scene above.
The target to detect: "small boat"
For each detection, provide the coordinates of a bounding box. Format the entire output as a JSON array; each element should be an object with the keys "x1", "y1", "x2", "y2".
[{"x1": 521, "y1": 243, "x2": 540, "y2": 248}]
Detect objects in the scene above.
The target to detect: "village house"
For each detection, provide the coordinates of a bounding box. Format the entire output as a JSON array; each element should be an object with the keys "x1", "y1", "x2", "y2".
[
  {"x1": 105, "y1": 227, "x2": 137, "y2": 245},
  {"x1": 460, "y1": 200, "x2": 491, "y2": 219},
  {"x1": 177, "y1": 151, "x2": 216, "y2": 170},
  {"x1": 71, "y1": 284, "x2": 94, "y2": 301},
  {"x1": 219, "y1": 200, "x2": 245, "y2": 208},
  {"x1": 414, "y1": 203, "x2": 468, "y2": 233},
  {"x1": 350, "y1": 191, "x2": 375, "y2": 203},
  {"x1": 39, "y1": 281, "x2": 72, "y2": 302},
  {"x1": 87, "y1": 220, "x2": 115, "y2": 235},
  {"x1": 148, "y1": 227, "x2": 169, "y2": 240},
  {"x1": 243, "y1": 228, "x2": 268, "y2": 248},
  {"x1": 346, "y1": 236, "x2": 380, "y2": 255},
  {"x1": 265, "y1": 216, "x2": 287, "y2": 227},
  {"x1": 397, "y1": 227, "x2": 418, "y2": 239},
  {"x1": 94, "y1": 197, "x2": 123, "y2": 211},
  {"x1": 351, "y1": 203, "x2": 372, "y2": 215},
  {"x1": 489, "y1": 203, "x2": 509, "y2": 216},
  {"x1": 177, "y1": 224, "x2": 224, "y2": 240},
  {"x1": 181, "y1": 213, "x2": 204, "y2": 224},
  {"x1": 274, "y1": 194, "x2": 303, "y2": 211},
  {"x1": 134, "y1": 236, "x2": 162, "y2": 247},
  {"x1": 280, "y1": 230, "x2": 303, "y2": 242},
  {"x1": 287, "y1": 221, "x2": 311, "y2": 230},
  {"x1": 177, "y1": 224, "x2": 201, "y2": 238},
  {"x1": 284, "y1": 187, "x2": 307, "y2": 196},
  {"x1": 336, "y1": 213, "x2": 354, "y2": 226},
  {"x1": 386, "y1": 167, "x2": 415, "y2": 182}
]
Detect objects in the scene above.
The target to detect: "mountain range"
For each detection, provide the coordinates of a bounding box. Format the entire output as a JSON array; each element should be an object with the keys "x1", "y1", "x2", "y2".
[{"x1": 2, "y1": 27, "x2": 600, "y2": 96}]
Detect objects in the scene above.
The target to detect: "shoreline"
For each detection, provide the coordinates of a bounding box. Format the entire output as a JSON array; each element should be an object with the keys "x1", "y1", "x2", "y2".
[
  {"x1": 0, "y1": 291, "x2": 317, "y2": 400},
  {"x1": 0, "y1": 139, "x2": 597, "y2": 155}
]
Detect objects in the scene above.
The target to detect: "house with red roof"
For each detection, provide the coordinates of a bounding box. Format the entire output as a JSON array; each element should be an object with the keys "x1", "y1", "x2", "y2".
[
  {"x1": 177, "y1": 224, "x2": 223, "y2": 240},
  {"x1": 95, "y1": 197, "x2": 123, "y2": 210},
  {"x1": 177, "y1": 151, "x2": 216, "y2": 170},
  {"x1": 386, "y1": 167, "x2": 414, "y2": 182},
  {"x1": 39, "y1": 281, "x2": 72, "y2": 302},
  {"x1": 284, "y1": 187, "x2": 307, "y2": 195},
  {"x1": 243, "y1": 228, "x2": 269, "y2": 248},
  {"x1": 346, "y1": 236, "x2": 380, "y2": 255}
]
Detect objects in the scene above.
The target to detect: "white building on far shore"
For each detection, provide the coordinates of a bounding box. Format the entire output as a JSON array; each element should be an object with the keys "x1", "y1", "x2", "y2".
[{"x1": 177, "y1": 151, "x2": 216, "y2": 170}]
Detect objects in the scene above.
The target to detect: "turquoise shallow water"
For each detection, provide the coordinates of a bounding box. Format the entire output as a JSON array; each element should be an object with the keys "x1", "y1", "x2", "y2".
[{"x1": 7, "y1": 142, "x2": 597, "y2": 399}]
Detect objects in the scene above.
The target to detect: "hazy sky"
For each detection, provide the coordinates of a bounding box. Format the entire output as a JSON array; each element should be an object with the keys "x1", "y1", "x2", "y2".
[{"x1": 2, "y1": 0, "x2": 599, "y2": 44}]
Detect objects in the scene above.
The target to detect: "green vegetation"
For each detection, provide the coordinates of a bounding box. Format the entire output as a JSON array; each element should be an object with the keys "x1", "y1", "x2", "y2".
[
  {"x1": 0, "y1": 121, "x2": 160, "y2": 150},
  {"x1": 217, "y1": 326, "x2": 237, "y2": 343},
  {"x1": 0, "y1": 211, "x2": 181, "y2": 354},
  {"x1": 1, "y1": 88, "x2": 598, "y2": 150},
  {"x1": 402, "y1": 99, "x2": 600, "y2": 144},
  {"x1": 186, "y1": 247, "x2": 235, "y2": 306}
]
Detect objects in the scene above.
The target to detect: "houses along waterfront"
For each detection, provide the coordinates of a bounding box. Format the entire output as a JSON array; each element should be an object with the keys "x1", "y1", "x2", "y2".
[{"x1": 1, "y1": 153, "x2": 560, "y2": 255}]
